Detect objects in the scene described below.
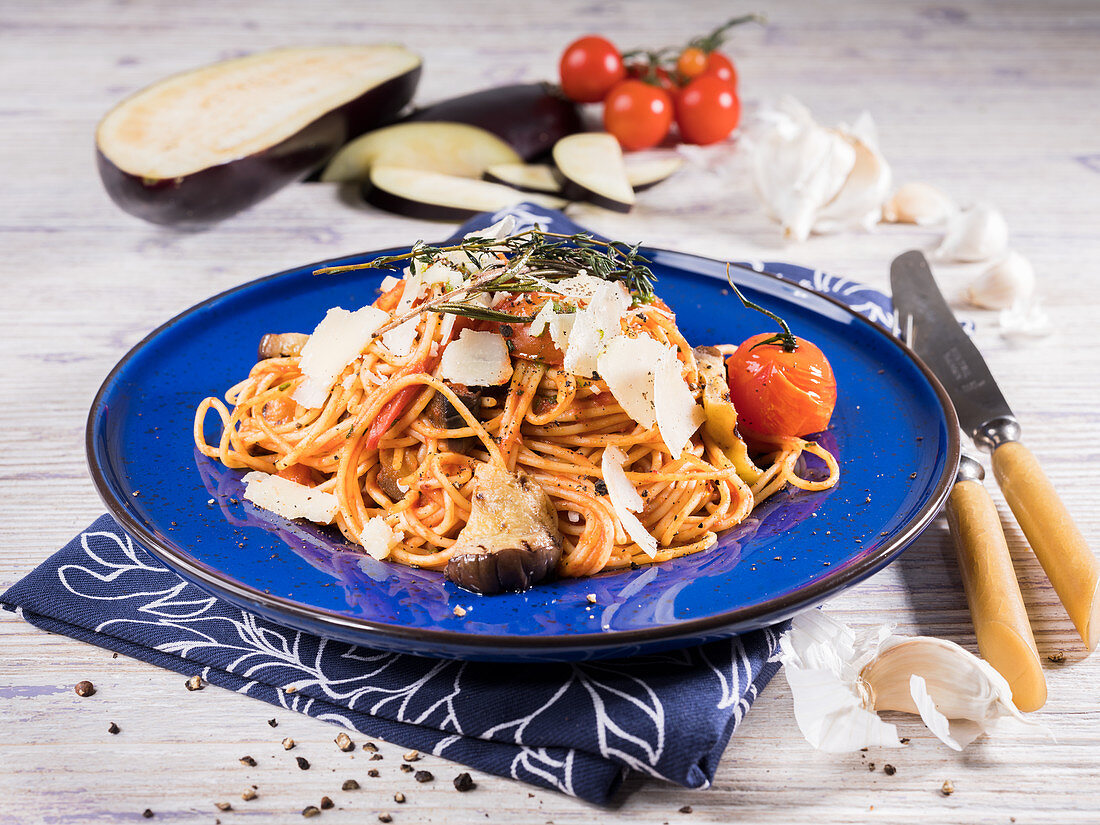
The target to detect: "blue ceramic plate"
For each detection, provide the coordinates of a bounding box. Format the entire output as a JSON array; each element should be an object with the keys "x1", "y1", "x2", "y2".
[{"x1": 87, "y1": 247, "x2": 959, "y2": 661}]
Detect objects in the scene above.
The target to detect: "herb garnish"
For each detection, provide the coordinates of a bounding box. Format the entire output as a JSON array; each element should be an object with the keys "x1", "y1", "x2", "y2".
[{"x1": 724, "y1": 262, "x2": 799, "y2": 352}]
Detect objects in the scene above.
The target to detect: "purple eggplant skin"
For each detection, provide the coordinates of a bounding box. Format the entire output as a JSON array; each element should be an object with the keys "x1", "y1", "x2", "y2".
[
  {"x1": 97, "y1": 67, "x2": 421, "y2": 228},
  {"x1": 361, "y1": 180, "x2": 482, "y2": 223},
  {"x1": 401, "y1": 83, "x2": 581, "y2": 162}
]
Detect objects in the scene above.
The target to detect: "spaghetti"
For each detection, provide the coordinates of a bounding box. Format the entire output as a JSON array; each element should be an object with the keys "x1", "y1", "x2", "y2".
[{"x1": 194, "y1": 223, "x2": 839, "y2": 592}]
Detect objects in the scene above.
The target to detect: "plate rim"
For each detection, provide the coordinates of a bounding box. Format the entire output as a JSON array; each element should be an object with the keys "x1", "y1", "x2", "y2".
[{"x1": 85, "y1": 244, "x2": 961, "y2": 654}]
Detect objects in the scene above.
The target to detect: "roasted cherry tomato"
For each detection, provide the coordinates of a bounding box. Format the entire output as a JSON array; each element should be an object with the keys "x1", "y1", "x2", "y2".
[
  {"x1": 702, "y1": 51, "x2": 738, "y2": 89},
  {"x1": 476, "y1": 294, "x2": 564, "y2": 365},
  {"x1": 725, "y1": 333, "x2": 837, "y2": 438},
  {"x1": 676, "y1": 47, "x2": 709, "y2": 80},
  {"x1": 559, "y1": 36, "x2": 625, "y2": 103},
  {"x1": 675, "y1": 75, "x2": 740, "y2": 145},
  {"x1": 603, "y1": 79, "x2": 674, "y2": 151}
]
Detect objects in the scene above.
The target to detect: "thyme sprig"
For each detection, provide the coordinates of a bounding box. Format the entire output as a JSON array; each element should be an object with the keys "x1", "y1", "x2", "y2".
[
  {"x1": 314, "y1": 228, "x2": 657, "y2": 335},
  {"x1": 724, "y1": 263, "x2": 799, "y2": 352}
]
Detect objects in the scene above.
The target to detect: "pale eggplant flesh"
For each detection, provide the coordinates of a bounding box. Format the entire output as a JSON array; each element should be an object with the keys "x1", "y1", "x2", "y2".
[
  {"x1": 402, "y1": 83, "x2": 582, "y2": 161},
  {"x1": 482, "y1": 163, "x2": 563, "y2": 194},
  {"x1": 96, "y1": 46, "x2": 422, "y2": 227}
]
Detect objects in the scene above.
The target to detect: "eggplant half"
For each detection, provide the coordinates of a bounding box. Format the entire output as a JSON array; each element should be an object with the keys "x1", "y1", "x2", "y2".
[
  {"x1": 552, "y1": 133, "x2": 635, "y2": 213},
  {"x1": 401, "y1": 83, "x2": 582, "y2": 161},
  {"x1": 96, "y1": 45, "x2": 422, "y2": 227},
  {"x1": 365, "y1": 166, "x2": 567, "y2": 222}
]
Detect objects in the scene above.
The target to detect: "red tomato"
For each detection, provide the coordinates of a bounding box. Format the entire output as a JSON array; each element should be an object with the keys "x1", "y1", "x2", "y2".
[
  {"x1": 603, "y1": 80, "x2": 674, "y2": 151},
  {"x1": 676, "y1": 47, "x2": 708, "y2": 80},
  {"x1": 559, "y1": 36, "x2": 625, "y2": 103},
  {"x1": 675, "y1": 76, "x2": 740, "y2": 145},
  {"x1": 702, "y1": 51, "x2": 738, "y2": 89},
  {"x1": 725, "y1": 333, "x2": 837, "y2": 438},
  {"x1": 476, "y1": 294, "x2": 564, "y2": 365},
  {"x1": 625, "y1": 62, "x2": 678, "y2": 94},
  {"x1": 276, "y1": 463, "x2": 317, "y2": 486}
]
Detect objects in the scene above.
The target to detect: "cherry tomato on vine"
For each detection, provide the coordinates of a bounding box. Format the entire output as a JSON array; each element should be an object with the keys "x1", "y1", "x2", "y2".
[
  {"x1": 725, "y1": 333, "x2": 837, "y2": 438},
  {"x1": 701, "y1": 51, "x2": 738, "y2": 89},
  {"x1": 675, "y1": 76, "x2": 740, "y2": 145},
  {"x1": 559, "y1": 36, "x2": 625, "y2": 103},
  {"x1": 624, "y1": 62, "x2": 678, "y2": 94},
  {"x1": 603, "y1": 79, "x2": 674, "y2": 151},
  {"x1": 676, "y1": 46, "x2": 709, "y2": 80}
]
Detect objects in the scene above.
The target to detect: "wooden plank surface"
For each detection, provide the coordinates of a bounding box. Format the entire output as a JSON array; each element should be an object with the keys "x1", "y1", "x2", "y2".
[{"x1": 1, "y1": 0, "x2": 1098, "y2": 822}]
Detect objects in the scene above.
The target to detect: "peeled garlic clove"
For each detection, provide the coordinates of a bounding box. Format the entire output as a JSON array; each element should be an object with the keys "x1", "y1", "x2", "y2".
[
  {"x1": 780, "y1": 610, "x2": 1049, "y2": 753},
  {"x1": 934, "y1": 204, "x2": 1009, "y2": 262},
  {"x1": 882, "y1": 182, "x2": 957, "y2": 225},
  {"x1": 966, "y1": 251, "x2": 1035, "y2": 310}
]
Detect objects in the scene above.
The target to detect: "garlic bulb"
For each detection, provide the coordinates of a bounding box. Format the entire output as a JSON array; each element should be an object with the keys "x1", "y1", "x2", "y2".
[
  {"x1": 966, "y1": 251, "x2": 1036, "y2": 310},
  {"x1": 934, "y1": 204, "x2": 1009, "y2": 262},
  {"x1": 750, "y1": 97, "x2": 891, "y2": 242},
  {"x1": 882, "y1": 182, "x2": 957, "y2": 226},
  {"x1": 779, "y1": 610, "x2": 1049, "y2": 752}
]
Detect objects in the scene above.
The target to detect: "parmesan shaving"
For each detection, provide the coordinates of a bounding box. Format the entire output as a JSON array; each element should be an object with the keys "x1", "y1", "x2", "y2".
[
  {"x1": 293, "y1": 305, "x2": 388, "y2": 409},
  {"x1": 242, "y1": 471, "x2": 339, "y2": 525},
  {"x1": 653, "y1": 351, "x2": 705, "y2": 459},
  {"x1": 359, "y1": 516, "x2": 399, "y2": 561},
  {"x1": 563, "y1": 280, "x2": 630, "y2": 378},
  {"x1": 596, "y1": 335, "x2": 670, "y2": 428},
  {"x1": 601, "y1": 445, "x2": 658, "y2": 558},
  {"x1": 438, "y1": 329, "x2": 513, "y2": 386}
]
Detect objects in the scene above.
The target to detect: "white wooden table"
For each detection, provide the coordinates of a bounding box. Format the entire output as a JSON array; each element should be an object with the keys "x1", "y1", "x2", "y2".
[{"x1": 3, "y1": 1, "x2": 1099, "y2": 822}]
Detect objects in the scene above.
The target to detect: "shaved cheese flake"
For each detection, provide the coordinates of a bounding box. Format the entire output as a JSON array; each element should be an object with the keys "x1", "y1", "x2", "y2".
[
  {"x1": 293, "y1": 305, "x2": 388, "y2": 409},
  {"x1": 242, "y1": 471, "x2": 339, "y2": 525},
  {"x1": 530, "y1": 301, "x2": 577, "y2": 353},
  {"x1": 654, "y1": 351, "x2": 705, "y2": 458},
  {"x1": 465, "y1": 214, "x2": 516, "y2": 241},
  {"x1": 554, "y1": 273, "x2": 607, "y2": 301},
  {"x1": 381, "y1": 317, "x2": 420, "y2": 357},
  {"x1": 596, "y1": 335, "x2": 671, "y2": 429},
  {"x1": 601, "y1": 445, "x2": 658, "y2": 558},
  {"x1": 379, "y1": 274, "x2": 401, "y2": 292},
  {"x1": 439, "y1": 329, "x2": 513, "y2": 386},
  {"x1": 563, "y1": 280, "x2": 631, "y2": 378},
  {"x1": 359, "y1": 516, "x2": 399, "y2": 561}
]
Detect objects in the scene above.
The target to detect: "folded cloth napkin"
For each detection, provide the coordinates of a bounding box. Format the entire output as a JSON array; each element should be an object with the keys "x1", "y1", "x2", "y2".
[{"x1": 1, "y1": 205, "x2": 892, "y2": 805}]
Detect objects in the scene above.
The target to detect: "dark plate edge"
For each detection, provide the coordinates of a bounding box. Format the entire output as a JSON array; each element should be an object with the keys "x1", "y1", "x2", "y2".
[{"x1": 85, "y1": 245, "x2": 962, "y2": 655}]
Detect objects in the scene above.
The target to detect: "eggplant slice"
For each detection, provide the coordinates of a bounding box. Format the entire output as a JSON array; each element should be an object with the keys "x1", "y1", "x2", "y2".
[
  {"x1": 96, "y1": 45, "x2": 422, "y2": 226},
  {"x1": 482, "y1": 163, "x2": 563, "y2": 194},
  {"x1": 552, "y1": 133, "x2": 635, "y2": 213},
  {"x1": 445, "y1": 462, "x2": 563, "y2": 594},
  {"x1": 365, "y1": 166, "x2": 567, "y2": 222},
  {"x1": 625, "y1": 154, "x2": 685, "y2": 192}
]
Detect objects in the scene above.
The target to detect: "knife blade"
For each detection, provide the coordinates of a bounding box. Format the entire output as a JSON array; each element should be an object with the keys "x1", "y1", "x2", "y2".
[{"x1": 892, "y1": 250, "x2": 1099, "y2": 654}]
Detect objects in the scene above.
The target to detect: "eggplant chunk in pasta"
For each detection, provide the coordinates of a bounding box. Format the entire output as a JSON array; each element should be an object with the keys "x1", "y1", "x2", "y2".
[{"x1": 194, "y1": 221, "x2": 840, "y2": 593}]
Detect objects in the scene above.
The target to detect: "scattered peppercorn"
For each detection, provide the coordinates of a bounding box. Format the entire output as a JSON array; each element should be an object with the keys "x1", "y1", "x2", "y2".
[
  {"x1": 335, "y1": 732, "x2": 354, "y2": 752},
  {"x1": 1048, "y1": 651, "x2": 1066, "y2": 664},
  {"x1": 394, "y1": 792, "x2": 406, "y2": 803},
  {"x1": 107, "y1": 722, "x2": 120, "y2": 735},
  {"x1": 370, "y1": 752, "x2": 384, "y2": 761},
  {"x1": 884, "y1": 764, "x2": 896, "y2": 776},
  {"x1": 241, "y1": 788, "x2": 257, "y2": 802},
  {"x1": 867, "y1": 763, "x2": 875, "y2": 772},
  {"x1": 302, "y1": 805, "x2": 321, "y2": 818},
  {"x1": 453, "y1": 772, "x2": 476, "y2": 792},
  {"x1": 414, "y1": 770, "x2": 434, "y2": 783},
  {"x1": 239, "y1": 755, "x2": 257, "y2": 767},
  {"x1": 186, "y1": 675, "x2": 204, "y2": 691},
  {"x1": 267, "y1": 718, "x2": 279, "y2": 727},
  {"x1": 215, "y1": 802, "x2": 232, "y2": 812},
  {"x1": 679, "y1": 805, "x2": 693, "y2": 814},
  {"x1": 399, "y1": 764, "x2": 414, "y2": 774},
  {"x1": 296, "y1": 756, "x2": 311, "y2": 771},
  {"x1": 368, "y1": 769, "x2": 380, "y2": 778},
  {"x1": 402, "y1": 750, "x2": 421, "y2": 762},
  {"x1": 74, "y1": 680, "x2": 96, "y2": 697},
  {"x1": 899, "y1": 738, "x2": 910, "y2": 745},
  {"x1": 941, "y1": 780, "x2": 955, "y2": 796},
  {"x1": 586, "y1": 594, "x2": 597, "y2": 604},
  {"x1": 593, "y1": 480, "x2": 608, "y2": 496},
  {"x1": 320, "y1": 796, "x2": 334, "y2": 810},
  {"x1": 283, "y1": 738, "x2": 296, "y2": 750},
  {"x1": 142, "y1": 810, "x2": 154, "y2": 819},
  {"x1": 378, "y1": 814, "x2": 393, "y2": 823},
  {"x1": 362, "y1": 742, "x2": 379, "y2": 752}
]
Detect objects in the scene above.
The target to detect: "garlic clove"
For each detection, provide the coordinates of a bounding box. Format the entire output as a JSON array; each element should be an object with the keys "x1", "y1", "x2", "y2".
[
  {"x1": 781, "y1": 610, "x2": 1050, "y2": 753},
  {"x1": 813, "y1": 125, "x2": 893, "y2": 235},
  {"x1": 934, "y1": 204, "x2": 1009, "y2": 262},
  {"x1": 966, "y1": 251, "x2": 1036, "y2": 310},
  {"x1": 882, "y1": 182, "x2": 957, "y2": 225}
]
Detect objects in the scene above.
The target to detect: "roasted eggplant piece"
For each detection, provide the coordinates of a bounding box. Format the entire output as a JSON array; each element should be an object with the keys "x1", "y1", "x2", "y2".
[
  {"x1": 695, "y1": 346, "x2": 763, "y2": 485},
  {"x1": 401, "y1": 83, "x2": 582, "y2": 161},
  {"x1": 257, "y1": 332, "x2": 310, "y2": 360},
  {"x1": 96, "y1": 45, "x2": 422, "y2": 227},
  {"x1": 445, "y1": 462, "x2": 563, "y2": 594},
  {"x1": 426, "y1": 384, "x2": 482, "y2": 454},
  {"x1": 552, "y1": 133, "x2": 635, "y2": 213}
]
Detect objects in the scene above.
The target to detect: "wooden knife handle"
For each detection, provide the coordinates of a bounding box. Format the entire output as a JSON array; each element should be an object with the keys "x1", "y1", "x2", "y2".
[
  {"x1": 992, "y1": 440, "x2": 1100, "y2": 651},
  {"x1": 946, "y1": 478, "x2": 1047, "y2": 711}
]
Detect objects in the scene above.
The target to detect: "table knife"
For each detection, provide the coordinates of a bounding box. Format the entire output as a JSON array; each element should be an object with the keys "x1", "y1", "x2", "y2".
[{"x1": 892, "y1": 250, "x2": 1099, "y2": 666}]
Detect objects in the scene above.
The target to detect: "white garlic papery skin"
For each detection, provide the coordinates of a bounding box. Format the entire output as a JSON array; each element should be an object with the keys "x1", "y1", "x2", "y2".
[
  {"x1": 966, "y1": 251, "x2": 1036, "y2": 310},
  {"x1": 1000, "y1": 302, "x2": 1052, "y2": 341},
  {"x1": 779, "y1": 610, "x2": 1049, "y2": 753},
  {"x1": 934, "y1": 204, "x2": 1010, "y2": 262},
  {"x1": 882, "y1": 182, "x2": 958, "y2": 226},
  {"x1": 813, "y1": 112, "x2": 893, "y2": 236}
]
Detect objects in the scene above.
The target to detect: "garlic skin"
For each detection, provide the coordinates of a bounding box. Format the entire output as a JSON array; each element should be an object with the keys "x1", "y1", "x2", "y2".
[
  {"x1": 750, "y1": 97, "x2": 891, "y2": 242},
  {"x1": 966, "y1": 251, "x2": 1035, "y2": 310},
  {"x1": 934, "y1": 204, "x2": 1009, "y2": 262},
  {"x1": 780, "y1": 610, "x2": 1049, "y2": 753},
  {"x1": 882, "y1": 182, "x2": 957, "y2": 226},
  {"x1": 1000, "y1": 302, "x2": 1052, "y2": 341}
]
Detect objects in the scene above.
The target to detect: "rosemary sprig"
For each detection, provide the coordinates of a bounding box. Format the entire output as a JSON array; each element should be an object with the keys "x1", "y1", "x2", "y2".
[{"x1": 724, "y1": 263, "x2": 799, "y2": 352}]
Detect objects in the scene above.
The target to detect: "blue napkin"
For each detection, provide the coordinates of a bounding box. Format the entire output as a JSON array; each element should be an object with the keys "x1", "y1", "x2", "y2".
[{"x1": 1, "y1": 205, "x2": 892, "y2": 805}]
